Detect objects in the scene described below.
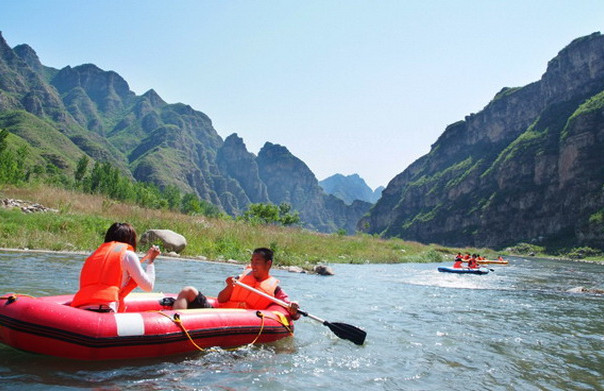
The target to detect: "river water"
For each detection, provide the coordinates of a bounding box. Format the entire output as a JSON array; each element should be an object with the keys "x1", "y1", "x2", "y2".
[{"x1": 1, "y1": 251, "x2": 603, "y2": 390}]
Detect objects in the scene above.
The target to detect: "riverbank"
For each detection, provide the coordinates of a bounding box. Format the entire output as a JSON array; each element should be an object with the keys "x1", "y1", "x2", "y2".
[
  {"x1": 2, "y1": 184, "x2": 598, "y2": 266},
  {"x1": 0, "y1": 184, "x2": 504, "y2": 266}
]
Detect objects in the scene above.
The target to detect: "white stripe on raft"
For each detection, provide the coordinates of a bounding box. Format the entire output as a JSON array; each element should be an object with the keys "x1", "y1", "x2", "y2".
[{"x1": 115, "y1": 313, "x2": 145, "y2": 336}]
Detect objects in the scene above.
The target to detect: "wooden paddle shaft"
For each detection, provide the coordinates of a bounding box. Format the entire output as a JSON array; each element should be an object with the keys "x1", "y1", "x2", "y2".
[{"x1": 233, "y1": 279, "x2": 325, "y2": 323}]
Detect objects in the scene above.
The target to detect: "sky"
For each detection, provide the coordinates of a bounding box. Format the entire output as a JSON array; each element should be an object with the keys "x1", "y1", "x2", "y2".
[{"x1": 0, "y1": 1, "x2": 603, "y2": 190}]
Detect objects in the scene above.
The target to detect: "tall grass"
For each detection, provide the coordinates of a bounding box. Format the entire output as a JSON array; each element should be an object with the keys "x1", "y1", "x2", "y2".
[{"x1": 0, "y1": 184, "x2": 497, "y2": 266}]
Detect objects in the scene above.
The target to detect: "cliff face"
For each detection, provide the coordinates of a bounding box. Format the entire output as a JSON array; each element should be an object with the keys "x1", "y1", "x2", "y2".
[
  {"x1": 0, "y1": 31, "x2": 366, "y2": 233},
  {"x1": 258, "y1": 143, "x2": 371, "y2": 233},
  {"x1": 216, "y1": 133, "x2": 269, "y2": 205},
  {"x1": 360, "y1": 32, "x2": 604, "y2": 249}
]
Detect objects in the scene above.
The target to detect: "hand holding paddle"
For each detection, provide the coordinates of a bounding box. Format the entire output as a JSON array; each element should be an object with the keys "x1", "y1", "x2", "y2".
[{"x1": 233, "y1": 279, "x2": 366, "y2": 345}]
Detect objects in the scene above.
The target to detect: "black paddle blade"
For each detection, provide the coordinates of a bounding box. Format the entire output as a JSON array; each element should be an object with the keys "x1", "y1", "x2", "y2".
[{"x1": 325, "y1": 321, "x2": 367, "y2": 345}]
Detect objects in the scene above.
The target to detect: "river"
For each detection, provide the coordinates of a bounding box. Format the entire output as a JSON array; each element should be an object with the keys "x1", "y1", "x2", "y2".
[{"x1": 0, "y1": 251, "x2": 603, "y2": 390}]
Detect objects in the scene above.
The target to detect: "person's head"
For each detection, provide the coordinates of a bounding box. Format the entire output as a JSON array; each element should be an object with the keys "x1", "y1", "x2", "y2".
[
  {"x1": 250, "y1": 247, "x2": 273, "y2": 280},
  {"x1": 104, "y1": 222, "x2": 137, "y2": 250}
]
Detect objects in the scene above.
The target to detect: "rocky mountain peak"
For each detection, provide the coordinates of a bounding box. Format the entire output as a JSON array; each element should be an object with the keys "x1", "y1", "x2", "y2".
[
  {"x1": 52, "y1": 63, "x2": 134, "y2": 113},
  {"x1": 141, "y1": 89, "x2": 166, "y2": 108},
  {"x1": 541, "y1": 31, "x2": 604, "y2": 104},
  {"x1": 12, "y1": 44, "x2": 43, "y2": 73},
  {"x1": 319, "y1": 173, "x2": 382, "y2": 204},
  {"x1": 0, "y1": 31, "x2": 15, "y2": 60},
  {"x1": 217, "y1": 133, "x2": 269, "y2": 204}
]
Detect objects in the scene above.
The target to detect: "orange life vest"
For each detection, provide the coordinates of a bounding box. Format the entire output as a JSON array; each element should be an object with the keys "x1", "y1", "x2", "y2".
[
  {"x1": 71, "y1": 241, "x2": 135, "y2": 311},
  {"x1": 218, "y1": 269, "x2": 279, "y2": 309}
]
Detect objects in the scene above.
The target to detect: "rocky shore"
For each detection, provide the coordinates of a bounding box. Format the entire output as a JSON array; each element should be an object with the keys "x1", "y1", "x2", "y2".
[{"x1": 1, "y1": 198, "x2": 58, "y2": 213}]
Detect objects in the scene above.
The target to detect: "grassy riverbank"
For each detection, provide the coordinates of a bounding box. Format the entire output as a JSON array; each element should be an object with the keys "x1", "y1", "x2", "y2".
[{"x1": 0, "y1": 184, "x2": 501, "y2": 267}]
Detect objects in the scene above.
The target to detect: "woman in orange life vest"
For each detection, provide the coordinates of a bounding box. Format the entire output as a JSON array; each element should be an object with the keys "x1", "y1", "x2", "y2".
[
  {"x1": 71, "y1": 222, "x2": 161, "y2": 312},
  {"x1": 173, "y1": 247, "x2": 300, "y2": 320}
]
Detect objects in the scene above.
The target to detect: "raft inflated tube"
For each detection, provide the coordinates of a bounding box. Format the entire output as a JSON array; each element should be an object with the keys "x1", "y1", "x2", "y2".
[
  {"x1": 437, "y1": 266, "x2": 490, "y2": 275},
  {"x1": 0, "y1": 292, "x2": 294, "y2": 360}
]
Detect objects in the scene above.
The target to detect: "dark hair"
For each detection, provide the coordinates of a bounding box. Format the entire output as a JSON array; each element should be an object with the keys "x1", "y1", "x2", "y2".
[
  {"x1": 104, "y1": 222, "x2": 137, "y2": 251},
  {"x1": 253, "y1": 247, "x2": 273, "y2": 262}
]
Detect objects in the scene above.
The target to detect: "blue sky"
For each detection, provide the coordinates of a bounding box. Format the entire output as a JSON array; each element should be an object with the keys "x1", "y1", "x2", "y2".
[{"x1": 1, "y1": 1, "x2": 602, "y2": 189}]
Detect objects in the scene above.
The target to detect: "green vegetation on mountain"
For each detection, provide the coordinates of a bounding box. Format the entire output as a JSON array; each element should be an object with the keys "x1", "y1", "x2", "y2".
[{"x1": 0, "y1": 32, "x2": 369, "y2": 234}]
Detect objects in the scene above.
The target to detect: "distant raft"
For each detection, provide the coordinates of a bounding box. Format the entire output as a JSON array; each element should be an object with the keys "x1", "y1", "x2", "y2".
[
  {"x1": 0, "y1": 292, "x2": 294, "y2": 361},
  {"x1": 478, "y1": 259, "x2": 508, "y2": 265},
  {"x1": 459, "y1": 258, "x2": 508, "y2": 265},
  {"x1": 438, "y1": 266, "x2": 490, "y2": 275}
]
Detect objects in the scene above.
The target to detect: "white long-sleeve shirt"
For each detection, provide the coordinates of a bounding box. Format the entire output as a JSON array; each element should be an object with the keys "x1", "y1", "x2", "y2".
[{"x1": 121, "y1": 250, "x2": 155, "y2": 292}]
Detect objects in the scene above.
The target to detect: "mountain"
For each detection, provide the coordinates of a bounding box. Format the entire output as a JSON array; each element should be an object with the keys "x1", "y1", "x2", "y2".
[
  {"x1": 360, "y1": 32, "x2": 604, "y2": 250},
  {"x1": 319, "y1": 174, "x2": 383, "y2": 204},
  {"x1": 0, "y1": 31, "x2": 368, "y2": 233},
  {"x1": 257, "y1": 143, "x2": 372, "y2": 232}
]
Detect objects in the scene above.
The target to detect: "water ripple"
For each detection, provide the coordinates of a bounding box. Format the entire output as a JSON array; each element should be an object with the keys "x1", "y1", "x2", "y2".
[{"x1": 1, "y1": 252, "x2": 604, "y2": 390}]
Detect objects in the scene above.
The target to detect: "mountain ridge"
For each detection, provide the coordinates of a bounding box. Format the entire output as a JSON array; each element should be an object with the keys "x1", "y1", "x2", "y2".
[{"x1": 0, "y1": 31, "x2": 368, "y2": 234}]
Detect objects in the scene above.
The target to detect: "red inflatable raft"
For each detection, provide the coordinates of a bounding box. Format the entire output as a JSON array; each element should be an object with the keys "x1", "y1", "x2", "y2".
[{"x1": 0, "y1": 292, "x2": 294, "y2": 360}]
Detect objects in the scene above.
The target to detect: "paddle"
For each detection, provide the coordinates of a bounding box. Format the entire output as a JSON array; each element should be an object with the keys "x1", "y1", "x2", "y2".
[{"x1": 233, "y1": 279, "x2": 367, "y2": 345}]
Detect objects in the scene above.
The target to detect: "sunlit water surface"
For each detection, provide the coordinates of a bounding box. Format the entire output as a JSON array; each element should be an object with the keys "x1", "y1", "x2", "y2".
[{"x1": 1, "y1": 251, "x2": 603, "y2": 390}]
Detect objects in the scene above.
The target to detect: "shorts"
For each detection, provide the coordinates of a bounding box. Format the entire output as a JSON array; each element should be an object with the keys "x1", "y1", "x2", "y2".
[
  {"x1": 189, "y1": 292, "x2": 213, "y2": 309},
  {"x1": 82, "y1": 305, "x2": 114, "y2": 313}
]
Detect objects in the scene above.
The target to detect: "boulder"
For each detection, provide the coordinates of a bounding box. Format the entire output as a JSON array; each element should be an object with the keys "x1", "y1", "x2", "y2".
[
  {"x1": 313, "y1": 265, "x2": 334, "y2": 276},
  {"x1": 140, "y1": 229, "x2": 187, "y2": 253},
  {"x1": 283, "y1": 266, "x2": 305, "y2": 274},
  {"x1": 567, "y1": 286, "x2": 604, "y2": 294}
]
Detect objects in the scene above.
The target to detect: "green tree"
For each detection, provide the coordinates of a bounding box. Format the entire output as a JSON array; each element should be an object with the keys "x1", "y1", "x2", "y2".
[
  {"x1": 76, "y1": 160, "x2": 221, "y2": 216},
  {"x1": 75, "y1": 155, "x2": 89, "y2": 184},
  {"x1": 162, "y1": 184, "x2": 182, "y2": 210},
  {"x1": 0, "y1": 129, "x2": 7, "y2": 153},
  {"x1": 180, "y1": 192, "x2": 221, "y2": 216},
  {"x1": 181, "y1": 193, "x2": 203, "y2": 215},
  {"x1": 278, "y1": 202, "x2": 301, "y2": 226},
  {"x1": 0, "y1": 130, "x2": 27, "y2": 184},
  {"x1": 240, "y1": 202, "x2": 300, "y2": 226}
]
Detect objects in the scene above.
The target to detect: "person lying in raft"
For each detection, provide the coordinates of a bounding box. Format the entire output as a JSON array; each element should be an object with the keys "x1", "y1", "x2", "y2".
[
  {"x1": 173, "y1": 247, "x2": 300, "y2": 320},
  {"x1": 71, "y1": 222, "x2": 161, "y2": 313}
]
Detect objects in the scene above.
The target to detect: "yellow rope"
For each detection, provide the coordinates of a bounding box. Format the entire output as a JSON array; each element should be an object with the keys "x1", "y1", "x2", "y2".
[
  {"x1": 156, "y1": 309, "x2": 294, "y2": 352},
  {"x1": 249, "y1": 311, "x2": 267, "y2": 345},
  {"x1": 157, "y1": 311, "x2": 207, "y2": 352}
]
